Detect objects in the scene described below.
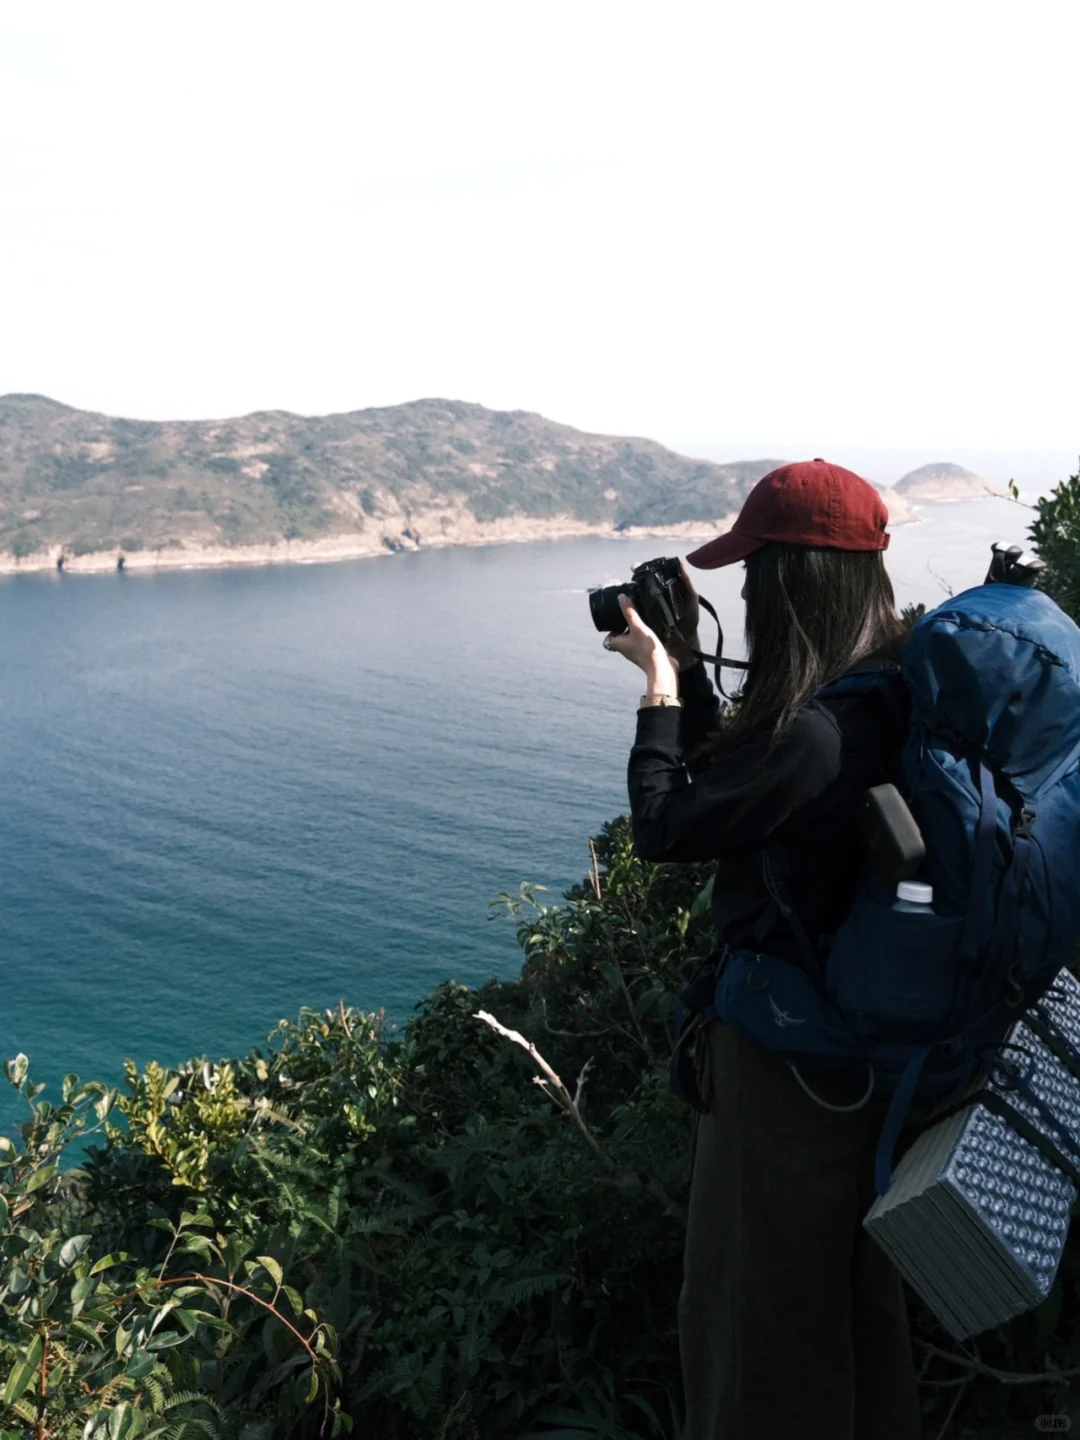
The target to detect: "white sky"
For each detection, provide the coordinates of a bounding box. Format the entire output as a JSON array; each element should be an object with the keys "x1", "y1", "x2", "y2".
[{"x1": 1, "y1": 0, "x2": 1078, "y2": 488}]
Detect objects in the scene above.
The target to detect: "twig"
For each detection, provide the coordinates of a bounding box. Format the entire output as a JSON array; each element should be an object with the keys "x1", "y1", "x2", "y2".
[
  {"x1": 101, "y1": 1272, "x2": 320, "y2": 1365},
  {"x1": 337, "y1": 999, "x2": 353, "y2": 1038},
  {"x1": 926, "y1": 559, "x2": 955, "y2": 598},
  {"x1": 573, "y1": 1059, "x2": 593, "y2": 1109},
  {"x1": 475, "y1": 1010, "x2": 686, "y2": 1225},
  {"x1": 916, "y1": 1340, "x2": 1080, "y2": 1386},
  {"x1": 539, "y1": 995, "x2": 611, "y2": 1040},
  {"x1": 932, "y1": 1373, "x2": 971, "y2": 1440},
  {"x1": 588, "y1": 840, "x2": 602, "y2": 902},
  {"x1": 36, "y1": 1331, "x2": 48, "y2": 1440}
]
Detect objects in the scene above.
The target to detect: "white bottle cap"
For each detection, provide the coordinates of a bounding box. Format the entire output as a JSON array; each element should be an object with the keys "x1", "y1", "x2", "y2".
[{"x1": 897, "y1": 881, "x2": 934, "y2": 906}]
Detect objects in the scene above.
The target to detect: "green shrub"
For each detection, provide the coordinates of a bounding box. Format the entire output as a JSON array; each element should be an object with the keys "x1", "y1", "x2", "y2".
[
  {"x1": 1030, "y1": 465, "x2": 1080, "y2": 622},
  {"x1": 10, "y1": 529, "x2": 38, "y2": 559}
]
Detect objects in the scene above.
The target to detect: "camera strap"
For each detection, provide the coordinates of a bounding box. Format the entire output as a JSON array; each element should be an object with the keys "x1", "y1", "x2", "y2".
[{"x1": 685, "y1": 596, "x2": 748, "y2": 700}]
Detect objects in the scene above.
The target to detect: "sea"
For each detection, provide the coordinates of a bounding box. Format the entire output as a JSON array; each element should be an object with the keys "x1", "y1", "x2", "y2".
[{"x1": 0, "y1": 497, "x2": 1035, "y2": 1140}]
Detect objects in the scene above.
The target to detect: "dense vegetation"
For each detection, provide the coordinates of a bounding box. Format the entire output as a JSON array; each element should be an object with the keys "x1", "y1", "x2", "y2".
[
  {"x1": 0, "y1": 395, "x2": 774, "y2": 559},
  {"x1": 4, "y1": 469, "x2": 1080, "y2": 1437}
]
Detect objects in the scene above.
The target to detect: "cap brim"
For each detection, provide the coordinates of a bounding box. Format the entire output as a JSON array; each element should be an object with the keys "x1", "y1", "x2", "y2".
[{"x1": 685, "y1": 528, "x2": 765, "y2": 570}]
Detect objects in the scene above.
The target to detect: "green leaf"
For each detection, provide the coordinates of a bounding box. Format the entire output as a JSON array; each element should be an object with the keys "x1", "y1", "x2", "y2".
[
  {"x1": 23, "y1": 1163, "x2": 57, "y2": 1194},
  {"x1": 71, "y1": 1274, "x2": 98, "y2": 1308},
  {"x1": 2, "y1": 1333, "x2": 42, "y2": 1405},
  {"x1": 0, "y1": 1193, "x2": 8, "y2": 1227},
  {"x1": 61, "y1": 1072, "x2": 80, "y2": 1102},
  {"x1": 256, "y1": 1254, "x2": 283, "y2": 1287},
  {"x1": 125, "y1": 1350, "x2": 157, "y2": 1381},
  {"x1": 689, "y1": 873, "x2": 715, "y2": 919},
  {"x1": 91, "y1": 1251, "x2": 133, "y2": 1275},
  {"x1": 67, "y1": 1319, "x2": 106, "y2": 1348},
  {"x1": 281, "y1": 1284, "x2": 305, "y2": 1317},
  {"x1": 306, "y1": 1367, "x2": 319, "y2": 1404},
  {"x1": 108, "y1": 1401, "x2": 134, "y2": 1440},
  {"x1": 0, "y1": 1135, "x2": 15, "y2": 1161},
  {"x1": 59, "y1": 1233, "x2": 93, "y2": 1268},
  {"x1": 4, "y1": 1054, "x2": 28, "y2": 1089},
  {"x1": 598, "y1": 962, "x2": 622, "y2": 991}
]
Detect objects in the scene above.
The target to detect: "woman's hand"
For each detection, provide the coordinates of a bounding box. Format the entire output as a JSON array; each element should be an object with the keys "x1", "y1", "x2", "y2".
[
  {"x1": 666, "y1": 558, "x2": 702, "y2": 670},
  {"x1": 605, "y1": 594, "x2": 679, "y2": 695},
  {"x1": 624, "y1": 558, "x2": 702, "y2": 670}
]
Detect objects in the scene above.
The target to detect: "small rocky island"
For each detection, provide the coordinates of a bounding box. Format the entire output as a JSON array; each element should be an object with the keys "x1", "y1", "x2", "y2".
[
  {"x1": 0, "y1": 394, "x2": 996, "y2": 574},
  {"x1": 893, "y1": 462, "x2": 1004, "y2": 502}
]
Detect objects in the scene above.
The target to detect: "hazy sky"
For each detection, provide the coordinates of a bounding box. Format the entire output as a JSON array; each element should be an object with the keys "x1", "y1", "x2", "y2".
[{"x1": 2, "y1": 1, "x2": 1077, "y2": 487}]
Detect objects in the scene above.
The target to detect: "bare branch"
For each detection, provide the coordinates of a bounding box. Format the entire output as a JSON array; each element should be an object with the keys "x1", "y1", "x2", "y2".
[
  {"x1": 916, "y1": 1339, "x2": 1080, "y2": 1386},
  {"x1": 932, "y1": 1373, "x2": 971, "y2": 1440},
  {"x1": 573, "y1": 1059, "x2": 594, "y2": 1109},
  {"x1": 539, "y1": 995, "x2": 611, "y2": 1040},
  {"x1": 476, "y1": 1010, "x2": 686, "y2": 1226},
  {"x1": 925, "y1": 559, "x2": 954, "y2": 598},
  {"x1": 588, "y1": 840, "x2": 602, "y2": 902}
]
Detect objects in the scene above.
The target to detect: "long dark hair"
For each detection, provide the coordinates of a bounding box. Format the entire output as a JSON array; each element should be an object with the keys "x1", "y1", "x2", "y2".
[{"x1": 694, "y1": 543, "x2": 906, "y2": 763}]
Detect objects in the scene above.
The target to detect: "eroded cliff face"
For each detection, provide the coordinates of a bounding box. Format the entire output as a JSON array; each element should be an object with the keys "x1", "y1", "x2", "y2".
[
  {"x1": 0, "y1": 501, "x2": 747, "y2": 575},
  {"x1": 0, "y1": 489, "x2": 922, "y2": 577}
]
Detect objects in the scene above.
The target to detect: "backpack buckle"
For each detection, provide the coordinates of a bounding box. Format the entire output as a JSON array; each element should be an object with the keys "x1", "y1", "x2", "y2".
[
  {"x1": 1013, "y1": 806, "x2": 1037, "y2": 840},
  {"x1": 746, "y1": 955, "x2": 770, "y2": 992},
  {"x1": 1005, "y1": 962, "x2": 1025, "y2": 1008}
]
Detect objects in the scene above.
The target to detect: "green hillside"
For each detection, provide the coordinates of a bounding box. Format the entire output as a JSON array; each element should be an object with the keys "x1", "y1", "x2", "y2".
[{"x1": 0, "y1": 395, "x2": 781, "y2": 558}]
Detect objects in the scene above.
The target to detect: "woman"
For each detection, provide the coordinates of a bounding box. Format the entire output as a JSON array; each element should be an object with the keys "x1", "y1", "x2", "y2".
[{"x1": 605, "y1": 459, "x2": 923, "y2": 1440}]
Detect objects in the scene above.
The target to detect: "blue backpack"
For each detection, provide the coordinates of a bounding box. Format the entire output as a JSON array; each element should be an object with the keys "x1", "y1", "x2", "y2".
[{"x1": 672, "y1": 581, "x2": 1080, "y2": 1195}]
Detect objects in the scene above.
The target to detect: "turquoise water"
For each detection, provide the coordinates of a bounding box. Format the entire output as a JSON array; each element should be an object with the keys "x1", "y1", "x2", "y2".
[{"x1": 0, "y1": 499, "x2": 1032, "y2": 1137}]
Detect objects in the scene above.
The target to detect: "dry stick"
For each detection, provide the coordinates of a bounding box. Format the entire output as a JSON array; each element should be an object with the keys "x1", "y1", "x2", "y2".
[
  {"x1": 933, "y1": 1374, "x2": 972, "y2": 1440},
  {"x1": 36, "y1": 1332, "x2": 48, "y2": 1440},
  {"x1": 475, "y1": 1010, "x2": 687, "y2": 1226},
  {"x1": 588, "y1": 840, "x2": 602, "y2": 902},
  {"x1": 916, "y1": 1340, "x2": 1080, "y2": 1387}
]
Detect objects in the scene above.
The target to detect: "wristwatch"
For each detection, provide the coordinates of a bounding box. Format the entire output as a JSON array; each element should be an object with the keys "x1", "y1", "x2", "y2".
[{"x1": 639, "y1": 694, "x2": 683, "y2": 709}]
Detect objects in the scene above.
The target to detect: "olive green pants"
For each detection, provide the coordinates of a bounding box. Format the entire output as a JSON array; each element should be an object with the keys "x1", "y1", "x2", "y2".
[{"x1": 678, "y1": 1021, "x2": 924, "y2": 1440}]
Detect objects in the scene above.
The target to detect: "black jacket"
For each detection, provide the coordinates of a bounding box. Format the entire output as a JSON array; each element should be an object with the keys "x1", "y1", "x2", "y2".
[{"x1": 626, "y1": 657, "x2": 906, "y2": 971}]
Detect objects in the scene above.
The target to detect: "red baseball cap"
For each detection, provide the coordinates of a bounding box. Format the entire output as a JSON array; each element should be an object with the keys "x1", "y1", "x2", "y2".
[{"x1": 686, "y1": 458, "x2": 890, "y2": 569}]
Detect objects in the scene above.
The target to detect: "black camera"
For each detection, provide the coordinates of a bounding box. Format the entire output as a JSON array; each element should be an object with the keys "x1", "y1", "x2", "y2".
[{"x1": 588, "y1": 555, "x2": 687, "y2": 637}]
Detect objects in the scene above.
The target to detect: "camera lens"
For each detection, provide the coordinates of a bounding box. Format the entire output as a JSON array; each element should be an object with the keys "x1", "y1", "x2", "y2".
[{"x1": 589, "y1": 584, "x2": 631, "y2": 634}]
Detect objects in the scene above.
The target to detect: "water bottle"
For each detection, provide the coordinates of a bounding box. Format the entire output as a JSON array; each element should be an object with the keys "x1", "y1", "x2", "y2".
[{"x1": 893, "y1": 880, "x2": 935, "y2": 915}]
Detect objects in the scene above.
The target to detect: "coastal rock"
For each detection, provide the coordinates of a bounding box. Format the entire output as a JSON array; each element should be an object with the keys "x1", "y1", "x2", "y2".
[{"x1": 894, "y1": 462, "x2": 1005, "y2": 502}]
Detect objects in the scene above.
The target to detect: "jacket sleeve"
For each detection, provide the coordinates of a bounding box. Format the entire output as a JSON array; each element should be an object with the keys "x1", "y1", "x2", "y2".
[
  {"x1": 677, "y1": 659, "x2": 722, "y2": 758},
  {"x1": 627, "y1": 702, "x2": 844, "y2": 863}
]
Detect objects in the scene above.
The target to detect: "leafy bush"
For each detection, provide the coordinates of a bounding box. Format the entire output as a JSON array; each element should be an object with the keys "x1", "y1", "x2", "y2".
[
  {"x1": 9, "y1": 529, "x2": 38, "y2": 559},
  {"x1": 7, "y1": 819, "x2": 1078, "y2": 1437},
  {"x1": 1, "y1": 821, "x2": 715, "y2": 1437},
  {"x1": 1030, "y1": 465, "x2": 1080, "y2": 622}
]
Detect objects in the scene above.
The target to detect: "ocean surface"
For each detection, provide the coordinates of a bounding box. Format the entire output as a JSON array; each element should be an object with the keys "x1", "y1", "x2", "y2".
[{"x1": 0, "y1": 497, "x2": 1034, "y2": 1138}]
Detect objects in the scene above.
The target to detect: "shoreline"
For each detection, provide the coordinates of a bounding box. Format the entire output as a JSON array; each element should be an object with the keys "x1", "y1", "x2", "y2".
[
  {"x1": 0, "y1": 514, "x2": 746, "y2": 578},
  {"x1": 0, "y1": 494, "x2": 920, "y2": 579}
]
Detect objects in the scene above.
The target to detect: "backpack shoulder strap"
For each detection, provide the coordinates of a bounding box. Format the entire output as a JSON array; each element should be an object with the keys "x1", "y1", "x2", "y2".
[{"x1": 758, "y1": 844, "x2": 820, "y2": 976}]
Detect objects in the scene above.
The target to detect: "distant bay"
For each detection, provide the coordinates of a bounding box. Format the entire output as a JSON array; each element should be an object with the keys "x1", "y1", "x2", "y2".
[{"x1": 0, "y1": 498, "x2": 1033, "y2": 1138}]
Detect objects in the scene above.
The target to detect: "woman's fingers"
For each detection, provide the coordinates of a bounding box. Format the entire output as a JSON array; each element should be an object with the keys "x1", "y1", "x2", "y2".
[{"x1": 619, "y1": 593, "x2": 650, "y2": 632}]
